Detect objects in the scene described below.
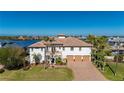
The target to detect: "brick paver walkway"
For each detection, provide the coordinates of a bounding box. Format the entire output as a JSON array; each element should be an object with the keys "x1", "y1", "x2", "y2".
[{"x1": 67, "y1": 62, "x2": 107, "y2": 81}]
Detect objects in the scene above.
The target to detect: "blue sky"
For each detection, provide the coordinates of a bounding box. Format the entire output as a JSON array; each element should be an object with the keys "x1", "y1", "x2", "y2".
[{"x1": 0, "y1": 11, "x2": 124, "y2": 36}]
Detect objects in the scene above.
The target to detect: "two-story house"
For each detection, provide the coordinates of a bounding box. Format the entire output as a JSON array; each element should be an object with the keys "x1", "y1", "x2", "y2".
[{"x1": 28, "y1": 34, "x2": 93, "y2": 64}]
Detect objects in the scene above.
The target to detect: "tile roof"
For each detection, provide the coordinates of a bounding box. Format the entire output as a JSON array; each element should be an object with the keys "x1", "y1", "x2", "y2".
[
  {"x1": 28, "y1": 37, "x2": 93, "y2": 47},
  {"x1": 43, "y1": 41, "x2": 63, "y2": 45},
  {"x1": 55, "y1": 37, "x2": 93, "y2": 47},
  {"x1": 28, "y1": 41, "x2": 46, "y2": 47}
]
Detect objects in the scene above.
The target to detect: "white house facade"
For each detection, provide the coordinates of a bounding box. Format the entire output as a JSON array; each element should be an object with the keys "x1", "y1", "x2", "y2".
[{"x1": 28, "y1": 34, "x2": 93, "y2": 64}]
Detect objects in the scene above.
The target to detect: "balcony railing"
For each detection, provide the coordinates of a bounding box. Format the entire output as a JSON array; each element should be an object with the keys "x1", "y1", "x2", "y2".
[{"x1": 46, "y1": 51, "x2": 62, "y2": 56}]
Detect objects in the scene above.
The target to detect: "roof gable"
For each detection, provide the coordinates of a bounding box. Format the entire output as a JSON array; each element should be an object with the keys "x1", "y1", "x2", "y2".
[{"x1": 28, "y1": 41, "x2": 46, "y2": 47}]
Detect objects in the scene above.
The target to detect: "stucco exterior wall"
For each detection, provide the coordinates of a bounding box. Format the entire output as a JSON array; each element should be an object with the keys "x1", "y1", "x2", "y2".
[
  {"x1": 60, "y1": 47, "x2": 91, "y2": 58},
  {"x1": 29, "y1": 46, "x2": 91, "y2": 64},
  {"x1": 46, "y1": 46, "x2": 91, "y2": 58}
]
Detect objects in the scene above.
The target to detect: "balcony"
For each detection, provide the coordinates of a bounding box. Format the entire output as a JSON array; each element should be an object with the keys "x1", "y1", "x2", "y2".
[{"x1": 45, "y1": 50, "x2": 62, "y2": 56}]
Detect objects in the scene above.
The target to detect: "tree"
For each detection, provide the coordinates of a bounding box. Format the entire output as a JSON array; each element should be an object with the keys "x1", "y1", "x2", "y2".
[
  {"x1": 86, "y1": 34, "x2": 96, "y2": 44},
  {"x1": 0, "y1": 47, "x2": 26, "y2": 70},
  {"x1": 42, "y1": 36, "x2": 49, "y2": 41},
  {"x1": 46, "y1": 37, "x2": 56, "y2": 57},
  {"x1": 42, "y1": 37, "x2": 57, "y2": 67},
  {"x1": 87, "y1": 35, "x2": 111, "y2": 71}
]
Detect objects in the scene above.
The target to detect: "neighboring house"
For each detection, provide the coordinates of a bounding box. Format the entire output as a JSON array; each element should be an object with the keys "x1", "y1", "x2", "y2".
[
  {"x1": 108, "y1": 36, "x2": 124, "y2": 54},
  {"x1": 18, "y1": 36, "x2": 25, "y2": 40},
  {"x1": 28, "y1": 34, "x2": 93, "y2": 64}
]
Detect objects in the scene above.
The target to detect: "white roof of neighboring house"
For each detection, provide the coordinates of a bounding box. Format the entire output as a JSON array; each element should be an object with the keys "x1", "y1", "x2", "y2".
[{"x1": 108, "y1": 37, "x2": 124, "y2": 43}]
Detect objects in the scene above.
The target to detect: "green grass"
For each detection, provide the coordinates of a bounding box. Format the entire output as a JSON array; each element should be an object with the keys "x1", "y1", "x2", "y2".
[
  {"x1": 102, "y1": 62, "x2": 124, "y2": 81},
  {"x1": 0, "y1": 66, "x2": 74, "y2": 81}
]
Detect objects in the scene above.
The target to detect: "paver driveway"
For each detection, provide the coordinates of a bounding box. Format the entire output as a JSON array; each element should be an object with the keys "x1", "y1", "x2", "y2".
[{"x1": 67, "y1": 61, "x2": 107, "y2": 81}]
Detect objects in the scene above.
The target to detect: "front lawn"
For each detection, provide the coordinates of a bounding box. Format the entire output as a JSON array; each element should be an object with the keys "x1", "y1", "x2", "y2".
[
  {"x1": 0, "y1": 66, "x2": 74, "y2": 81},
  {"x1": 102, "y1": 62, "x2": 124, "y2": 81}
]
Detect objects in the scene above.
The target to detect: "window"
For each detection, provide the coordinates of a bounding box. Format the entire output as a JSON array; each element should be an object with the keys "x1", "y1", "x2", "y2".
[
  {"x1": 59, "y1": 46, "x2": 61, "y2": 49},
  {"x1": 63, "y1": 47, "x2": 65, "y2": 51},
  {"x1": 79, "y1": 47, "x2": 82, "y2": 51},
  {"x1": 41, "y1": 48, "x2": 43, "y2": 51},
  {"x1": 46, "y1": 47, "x2": 48, "y2": 51},
  {"x1": 70, "y1": 47, "x2": 74, "y2": 51}
]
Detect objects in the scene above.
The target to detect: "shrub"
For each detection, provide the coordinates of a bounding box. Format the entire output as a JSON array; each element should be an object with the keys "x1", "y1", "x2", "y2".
[
  {"x1": 23, "y1": 61, "x2": 30, "y2": 67},
  {"x1": 56, "y1": 57, "x2": 63, "y2": 65},
  {"x1": 63, "y1": 58, "x2": 67, "y2": 65},
  {"x1": 0, "y1": 68, "x2": 4, "y2": 73},
  {"x1": 4, "y1": 58, "x2": 23, "y2": 70},
  {"x1": 23, "y1": 65, "x2": 30, "y2": 71},
  {"x1": 0, "y1": 47, "x2": 26, "y2": 70}
]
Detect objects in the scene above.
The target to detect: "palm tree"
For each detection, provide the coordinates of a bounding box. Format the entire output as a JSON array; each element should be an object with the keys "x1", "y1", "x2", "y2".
[
  {"x1": 87, "y1": 35, "x2": 111, "y2": 71},
  {"x1": 43, "y1": 37, "x2": 56, "y2": 68}
]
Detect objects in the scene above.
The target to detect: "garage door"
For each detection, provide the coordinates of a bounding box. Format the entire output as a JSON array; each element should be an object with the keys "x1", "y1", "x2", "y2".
[
  {"x1": 75, "y1": 55, "x2": 82, "y2": 62},
  {"x1": 67, "y1": 55, "x2": 73, "y2": 62},
  {"x1": 83, "y1": 55, "x2": 91, "y2": 62},
  {"x1": 67, "y1": 55, "x2": 91, "y2": 62}
]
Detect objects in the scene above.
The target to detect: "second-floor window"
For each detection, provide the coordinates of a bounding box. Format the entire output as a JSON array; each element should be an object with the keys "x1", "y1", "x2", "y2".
[
  {"x1": 79, "y1": 47, "x2": 82, "y2": 51},
  {"x1": 63, "y1": 47, "x2": 65, "y2": 51},
  {"x1": 41, "y1": 48, "x2": 43, "y2": 51},
  {"x1": 70, "y1": 47, "x2": 74, "y2": 51},
  {"x1": 59, "y1": 46, "x2": 61, "y2": 49}
]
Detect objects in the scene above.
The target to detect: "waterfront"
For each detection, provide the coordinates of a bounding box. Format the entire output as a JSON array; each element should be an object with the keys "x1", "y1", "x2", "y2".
[{"x1": 0, "y1": 40, "x2": 39, "y2": 48}]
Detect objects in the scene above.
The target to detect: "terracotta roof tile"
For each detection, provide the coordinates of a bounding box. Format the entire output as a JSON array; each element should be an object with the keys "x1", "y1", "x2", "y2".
[
  {"x1": 29, "y1": 37, "x2": 93, "y2": 47},
  {"x1": 28, "y1": 41, "x2": 46, "y2": 47},
  {"x1": 55, "y1": 37, "x2": 93, "y2": 47}
]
